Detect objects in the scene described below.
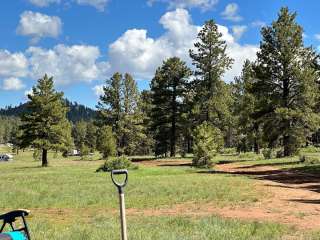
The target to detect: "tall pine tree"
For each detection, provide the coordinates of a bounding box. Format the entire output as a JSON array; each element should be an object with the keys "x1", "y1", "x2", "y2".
[
  {"x1": 189, "y1": 20, "x2": 234, "y2": 125},
  {"x1": 150, "y1": 57, "x2": 191, "y2": 157},
  {"x1": 97, "y1": 72, "x2": 147, "y2": 155},
  {"x1": 252, "y1": 7, "x2": 320, "y2": 156},
  {"x1": 19, "y1": 74, "x2": 72, "y2": 167}
]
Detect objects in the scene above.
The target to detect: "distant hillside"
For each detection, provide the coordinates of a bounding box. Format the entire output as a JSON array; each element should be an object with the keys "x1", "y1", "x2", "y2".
[{"x1": 0, "y1": 99, "x2": 97, "y2": 122}]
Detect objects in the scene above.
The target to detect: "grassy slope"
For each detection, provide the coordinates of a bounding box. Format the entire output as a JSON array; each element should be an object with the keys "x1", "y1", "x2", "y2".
[{"x1": 0, "y1": 146, "x2": 319, "y2": 239}]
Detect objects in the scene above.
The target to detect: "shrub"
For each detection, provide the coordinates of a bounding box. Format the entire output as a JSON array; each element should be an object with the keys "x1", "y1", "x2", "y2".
[
  {"x1": 80, "y1": 144, "x2": 90, "y2": 160},
  {"x1": 192, "y1": 122, "x2": 224, "y2": 168},
  {"x1": 96, "y1": 156, "x2": 138, "y2": 172},
  {"x1": 238, "y1": 152, "x2": 262, "y2": 160},
  {"x1": 300, "y1": 146, "x2": 320, "y2": 154},
  {"x1": 299, "y1": 154, "x2": 320, "y2": 165},
  {"x1": 96, "y1": 126, "x2": 117, "y2": 159},
  {"x1": 262, "y1": 148, "x2": 276, "y2": 159}
]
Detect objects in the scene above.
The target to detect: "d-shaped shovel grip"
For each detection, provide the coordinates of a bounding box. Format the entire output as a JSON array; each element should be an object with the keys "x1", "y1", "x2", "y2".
[{"x1": 111, "y1": 169, "x2": 128, "y2": 193}]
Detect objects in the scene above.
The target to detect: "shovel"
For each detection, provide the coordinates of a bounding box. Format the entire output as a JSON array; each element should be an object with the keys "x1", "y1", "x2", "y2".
[{"x1": 111, "y1": 169, "x2": 128, "y2": 240}]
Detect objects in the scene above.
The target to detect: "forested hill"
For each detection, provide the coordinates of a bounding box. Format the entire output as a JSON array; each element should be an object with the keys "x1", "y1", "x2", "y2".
[{"x1": 0, "y1": 99, "x2": 97, "y2": 122}]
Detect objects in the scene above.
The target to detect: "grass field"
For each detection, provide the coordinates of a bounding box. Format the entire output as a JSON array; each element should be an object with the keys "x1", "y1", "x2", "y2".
[{"x1": 1, "y1": 145, "x2": 320, "y2": 239}]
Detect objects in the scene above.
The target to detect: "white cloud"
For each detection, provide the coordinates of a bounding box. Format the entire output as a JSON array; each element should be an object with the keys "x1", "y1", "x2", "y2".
[
  {"x1": 92, "y1": 84, "x2": 104, "y2": 97},
  {"x1": 0, "y1": 50, "x2": 28, "y2": 78},
  {"x1": 221, "y1": 3, "x2": 242, "y2": 22},
  {"x1": 2, "y1": 78, "x2": 26, "y2": 91},
  {"x1": 75, "y1": 0, "x2": 109, "y2": 11},
  {"x1": 27, "y1": 44, "x2": 110, "y2": 85},
  {"x1": 251, "y1": 20, "x2": 266, "y2": 28},
  {"x1": 108, "y1": 9, "x2": 199, "y2": 79},
  {"x1": 232, "y1": 25, "x2": 247, "y2": 40},
  {"x1": 147, "y1": 0, "x2": 218, "y2": 11},
  {"x1": 17, "y1": 11, "x2": 62, "y2": 44},
  {"x1": 28, "y1": 0, "x2": 109, "y2": 11},
  {"x1": 108, "y1": 8, "x2": 257, "y2": 82},
  {"x1": 24, "y1": 88, "x2": 33, "y2": 97},
  {"x1": 28, "y1": 0, "x2": 61, "y2": 7},
  {"x1": 314, "y1": 34, "x2": 320, "y2": 41}
]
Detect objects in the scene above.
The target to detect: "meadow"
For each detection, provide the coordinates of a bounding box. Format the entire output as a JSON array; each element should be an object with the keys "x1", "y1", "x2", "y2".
[{"x1": 1, "y1": 145, "x2": 320, "y2": 239}]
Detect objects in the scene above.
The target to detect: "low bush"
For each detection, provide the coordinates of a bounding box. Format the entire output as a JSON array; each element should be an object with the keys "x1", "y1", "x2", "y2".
[
  {"x1": 299, "y1": 154, "x2": 320, "y2": 165},
  {"x1": 299, "y1": 146, "x2": 320, "y2": 154},
  {"x1": 262, "y1": 148, "x2": 276, "y2": 159},
  {"x1": 96, "y1": 156, "x2": 138, "y2": 172},
  {"x1": 238, "y1": 152, "x2": 262, "y2": 160}
]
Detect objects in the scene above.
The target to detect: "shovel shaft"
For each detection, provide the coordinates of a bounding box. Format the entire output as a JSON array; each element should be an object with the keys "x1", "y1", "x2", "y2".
[{"x1": 119, "y1": 193, "x2": 127, "y2": 240}]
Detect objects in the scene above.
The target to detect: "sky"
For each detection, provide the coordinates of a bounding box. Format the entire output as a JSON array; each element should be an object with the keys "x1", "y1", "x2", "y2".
[{"x1": 0, "y1": 0, "x2": 320, "y2": 109}]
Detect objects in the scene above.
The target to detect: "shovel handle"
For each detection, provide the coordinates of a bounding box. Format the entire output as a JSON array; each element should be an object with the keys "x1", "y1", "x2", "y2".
[{"x1": 111, "y1": 169, "x2": 128, "y2": 191}]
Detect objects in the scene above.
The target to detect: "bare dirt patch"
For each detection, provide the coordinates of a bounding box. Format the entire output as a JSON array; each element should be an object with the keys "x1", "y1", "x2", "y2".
[{"x1": 137, "y1": 159, "x2": 320, "y2": 230}]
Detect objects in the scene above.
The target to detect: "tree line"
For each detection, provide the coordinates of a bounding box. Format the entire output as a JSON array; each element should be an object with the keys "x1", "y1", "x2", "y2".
[{"x1": 4, "y1": 7, "x2": 320, "y2": 167}]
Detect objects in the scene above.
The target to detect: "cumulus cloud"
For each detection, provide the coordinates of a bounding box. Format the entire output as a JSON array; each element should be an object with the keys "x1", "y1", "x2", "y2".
[
  {"x1": 17, "y1": 11, "x2": 62, "y2": 44},
  {"x1": 92, "y1": 84, "x2": 104, "y2": 97},
  {"x1": 1, "y1": 78, "x2": 26, "y2": 91},
  {"x1": 28, "y1": 0, "x2": 60, "y2": 7},
  {"x1": 221, "y1": 3, "x2": 242, "y2": 22},
  {"x1": 75, "y1": 0, "x2": 109, "y2": 11},
  {"x1": 108, "y1": 8, "x2": 257, "y2": 82},
  {"x1": 0, "y1": 50, "x2": 28, "y2": 78},
  {"x1": 108, "y1": 9, "x2": 200, "y2": 79},
  {"x1": 147, "y1": 0, "x2": 218, "y2": 11},
  {"x1": 232, "y1": 25, "x2": 247, "y2": 40},
  {"x1": 27, "y1": 44, "x2": 110, "y2": 85}
]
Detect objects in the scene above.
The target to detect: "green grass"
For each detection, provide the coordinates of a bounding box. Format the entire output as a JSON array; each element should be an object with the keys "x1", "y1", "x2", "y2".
[
  {"x1": 1, "y1": 148, "x2": 319, "y2": 239},
  {"x1": 26, "y1": 215, "x2": 292, "y2": 240},
  {"x1": 0, "y1": 154, "x2": 260, "y2": 210}
]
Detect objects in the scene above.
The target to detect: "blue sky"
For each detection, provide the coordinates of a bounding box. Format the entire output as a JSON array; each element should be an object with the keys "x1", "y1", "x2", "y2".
[{"x1": 0, "y1": 0, "x2": 320, "y2": 109}]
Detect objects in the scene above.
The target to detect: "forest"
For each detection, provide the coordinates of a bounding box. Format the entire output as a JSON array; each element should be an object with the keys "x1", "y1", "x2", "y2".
[{"x1": 1, "y1": 7, "x2": 320, "y2": 168}]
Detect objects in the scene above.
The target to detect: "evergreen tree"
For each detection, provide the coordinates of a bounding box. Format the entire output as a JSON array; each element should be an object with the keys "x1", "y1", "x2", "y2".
[
  {"x1": 19, "y1": 74, "x2": 72, "y2": 167},
  {"x1": 189, "y1": 20, "x2": 234, "y2": 124},
  {"x1": 252, "y1": 7, "x2": 320, "y2": 156},
  {"x1": 233, "y1": 60, "x2": 262, "y2": 153},
  {"x1": 85, "y1": 121, "x2": 97, "y2": 152},
  {"x1": 96, "y1": 125, "x2": 116, "y2": 159},
  {"x1": 97, "y1": 72, "x2": 148, "y2": 155},
  {"x1": 150, "y1": 57, "x2": 191, "y2": 157},
  {"x1": 72, "y1": 121, "x2": 87, "y2": 155},
  {"x1": 97, "y1": 72, "x2": 122, "y2": 127}
]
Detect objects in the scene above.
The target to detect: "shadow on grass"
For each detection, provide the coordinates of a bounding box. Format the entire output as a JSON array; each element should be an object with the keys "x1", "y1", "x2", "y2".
[
  {"x1": 217, "y1": 159, "x2": 251, "y2": 164},
  {"x1": 235, "y1": 161, "x2": 301, "y2": 169},
  {"x1": 13, "y1": 165, "x2": 44, "y2": 170},
  {"x1": 160, "y1": 163, "x2": 192, "y2": 167},
  {"x1": 289, "y1": 199, "x2": 320, "y2": 204},
  {"x1": 198, "y1": 164, "x2": 320, "y2": 204}
]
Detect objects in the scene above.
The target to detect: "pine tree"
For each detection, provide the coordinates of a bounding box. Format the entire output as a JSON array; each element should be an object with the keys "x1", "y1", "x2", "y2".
[
  {"x1": 97, "y1": 72, "x2": 122, "y2": 127},
  {"x1": 96, "y1": 125, "x2": 116, "y2": 159},
  {"x1": 72, "y1": 121, "x2": 87, "y2": 155},
  {"x1": 85, "y1": 121, "x2": 97, "y2": 152},
  {"x1": 233, "y1": 60, "x2": 262, "y2": 153},
  {"x1": 19, "y1": 74, "x2": 72, "y2": 167},
  {"x1": 150, "y1": 57, "x2": 191, "y2": 157},
  {"x1": 97, "y1": 72, "x2": 148, "y2": 155},
  {"x1": 252, "y1": 7, "x2": 320, "y2": 156},
  {"x1": 189, "y1": 20, "x2": 234, "y2": 124}
]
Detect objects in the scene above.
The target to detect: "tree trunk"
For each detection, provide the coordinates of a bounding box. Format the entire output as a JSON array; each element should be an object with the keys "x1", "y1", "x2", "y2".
[
  {"x1": 253, "y1": 123, "x2": 260, "y2": 154},
  {"x1": 283, "y1": 135, "x2": 291, "y2": 157},
  {"x1": 170, "y1": 84, "x2": 177, "y2": 157},
  {"x1": 42, "y1": 149, "x2": 48, "y2": 167},
  {"x1": 254, "y1": 139, "x2": 260, "y2": 154}
]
